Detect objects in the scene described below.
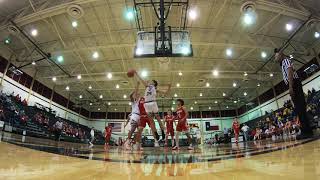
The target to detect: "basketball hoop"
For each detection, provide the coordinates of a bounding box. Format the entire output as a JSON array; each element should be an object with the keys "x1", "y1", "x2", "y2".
[{"x1": 157, "y1": 57, "x2": 170, "y2": 70}]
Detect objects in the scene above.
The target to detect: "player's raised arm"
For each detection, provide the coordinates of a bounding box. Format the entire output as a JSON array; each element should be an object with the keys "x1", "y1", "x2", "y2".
[
  {"x1": 134, "y1": 71, "x2": 148, "y2": 87},
  {"x1": 130, "y1": 81, "x2": 140, "y2": 101}
]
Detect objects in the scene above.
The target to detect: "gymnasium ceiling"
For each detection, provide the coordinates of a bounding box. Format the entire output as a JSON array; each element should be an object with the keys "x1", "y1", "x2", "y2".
[{"x1": 0, "y1": 0, "x2": 320, "y2": 112}]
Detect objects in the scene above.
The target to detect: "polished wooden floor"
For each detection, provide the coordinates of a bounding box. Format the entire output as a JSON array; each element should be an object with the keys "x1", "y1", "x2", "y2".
[{"x1": 0, "y1": 132, "x2": 319, "y2": 180}]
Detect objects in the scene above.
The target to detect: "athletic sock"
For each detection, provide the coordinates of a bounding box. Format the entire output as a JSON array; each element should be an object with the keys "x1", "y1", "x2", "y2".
[{"x1": 175, "y1": 132, "x2": 180, "y2": 147}]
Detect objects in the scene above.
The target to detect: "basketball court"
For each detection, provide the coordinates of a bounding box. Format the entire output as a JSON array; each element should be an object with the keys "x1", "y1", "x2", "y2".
[{"x1": 0, "y1": 0, "x2": 320, "y2": 179}]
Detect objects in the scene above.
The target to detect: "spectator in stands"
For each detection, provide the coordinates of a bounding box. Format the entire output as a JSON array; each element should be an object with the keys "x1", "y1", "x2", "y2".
[
  {"x1": 20, "y1": 114, "x2": 28, "y2": 127},
  {"x1": 0, "y1": 105, "x2": 5, "y2": 121},
  {"x1": 223, "y1": 128, "x2": 229, "y2": 143},
  {"x1": 22, "y1": 98, "x2": 28, "y2": 106},
  {"x1": 43, "y1": 117, "x2": 49, "y2": 127},
  {"x1": 254, "y1": 127, "x2": 261, "y2": 141},
  {"x1": 15, "y1": 94, "x2": 21, "y2": 102},
  {"x1": 53, "y1": 119, "x2": 63, "y2": 141},
  {"x1": 241, "y1": 124, "x2": 250, "y2": 141}
]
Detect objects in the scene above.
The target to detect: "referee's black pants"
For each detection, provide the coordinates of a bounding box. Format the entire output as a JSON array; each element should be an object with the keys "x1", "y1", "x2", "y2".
[{"x1": 291, "y1": 79, "x2": 312, "y2": 136}]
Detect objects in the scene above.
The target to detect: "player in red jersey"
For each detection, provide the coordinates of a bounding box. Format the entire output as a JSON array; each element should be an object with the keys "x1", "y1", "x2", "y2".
[
  {"x1": 232, "y1": 118, "x2": 240, "y2": 143},
  {"x1": 133, "y1": 96, "x2": 159, "y2": 150},
  {"x1": 104, "y1": 124, "x2": 112, "y2": 147},
  {"x1": 164, "y1": 109, "x2": 175, "y2": 147},
  {"x1": 172, "y1": 99, "x2": 193, "y2": 150}
]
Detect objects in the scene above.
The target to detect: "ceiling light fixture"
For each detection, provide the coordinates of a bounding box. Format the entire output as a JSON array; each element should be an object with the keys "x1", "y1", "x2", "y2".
[
  {"x1": 188, "y1": 9, "x2": 197, "y2": 20},
  {"x1": 92, "y1": 51, "x2": 99, "y2": 59},
  {"x1": 57, "y1": 55, "x2": 64, "y2": 63},
  {"x1": 72, "y1": 21, "x2": 78, "y2": 28},
  {"x1": 125, "y1": 9, "x2": 135, "y2": 20},
  {"x1": 141, "y1": 70, "x2": 148, "y2": 78},
  {"x1": 31, "y1": 29, "x2": 38, "y2": 36},
  {"x1": 213, "y1": 70, "x2": 219, "y2": 77},
  {"x1": 233, "y1": 82, "x2": 237, "y2": 87},
  {"x1": 226, "y1": 48, "x2": 233, "y2": 57},
  {"x1": 286, "y1": 23, "x2": 293, "y2": 31},
  {"x1": 107, "y1": 72, "x2": 112, "y2": 79}
]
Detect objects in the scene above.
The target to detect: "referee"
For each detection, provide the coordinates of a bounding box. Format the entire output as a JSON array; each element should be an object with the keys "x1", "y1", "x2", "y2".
[{"x1": 274, "y1": 48, "x2": 312, "y2": 138}]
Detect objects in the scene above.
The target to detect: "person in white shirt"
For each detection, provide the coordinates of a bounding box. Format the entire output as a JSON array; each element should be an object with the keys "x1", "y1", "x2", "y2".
[
  {"x1": 53, "y1": 120, "x2": 63, "y2": 141},
  {"x1": 195, "y1": 127, "x2": 201, "y2": 145},
  {"x1": 123, "y1": 82, "x2": 140, "y2": 150},
  {"x1": 241, "y1": 124, "x2": 250, "y2": 142},
  {"x1": 134, "y1": 71, "x2": 171, "y2": 143},
  {"x1": 89, "y1": 127, "x2": 95, "y2": 148}
]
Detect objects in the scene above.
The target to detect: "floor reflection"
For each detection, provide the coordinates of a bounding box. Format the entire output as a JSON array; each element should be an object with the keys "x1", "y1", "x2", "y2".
[{"x1": 0, "y1": 131, "x2": 320, "y2": 179}]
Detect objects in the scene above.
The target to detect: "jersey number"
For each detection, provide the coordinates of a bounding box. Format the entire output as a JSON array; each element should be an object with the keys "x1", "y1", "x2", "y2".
[{"x1": 146, "y1": 86, "x2": 152, "y2": 96}]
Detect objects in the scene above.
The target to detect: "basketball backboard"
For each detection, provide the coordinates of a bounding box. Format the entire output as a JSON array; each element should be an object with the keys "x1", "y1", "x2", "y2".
[{"x1": 134, "y1": 30, "x2": 193, "y2": 58}]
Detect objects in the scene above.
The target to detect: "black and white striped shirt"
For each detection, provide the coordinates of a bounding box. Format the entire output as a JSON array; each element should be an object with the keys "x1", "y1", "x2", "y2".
[{"x1": 281, "y1": 58, "x2": 299, "y2": 85}]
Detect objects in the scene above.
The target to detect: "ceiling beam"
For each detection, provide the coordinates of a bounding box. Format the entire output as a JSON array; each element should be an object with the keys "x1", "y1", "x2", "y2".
[
  {"x1": 256, "y1": 0, "x2": 311, "y2": 20},
  {"x1": 0, "y1": 0, "x2": 102, "y2": 30}
]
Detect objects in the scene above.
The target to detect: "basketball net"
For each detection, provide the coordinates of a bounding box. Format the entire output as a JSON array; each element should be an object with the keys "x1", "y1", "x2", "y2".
[{"x1": 157, "y1": 57, "x2": 170, "y2": 70}]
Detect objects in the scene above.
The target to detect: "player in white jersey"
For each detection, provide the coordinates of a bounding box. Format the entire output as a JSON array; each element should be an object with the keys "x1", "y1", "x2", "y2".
[
  {"x1": 134, "y1": 71, "x2": 171, "y2": 141},
  {"x1": 123, "y1": 82, "x2": 140, "y2": 150}
]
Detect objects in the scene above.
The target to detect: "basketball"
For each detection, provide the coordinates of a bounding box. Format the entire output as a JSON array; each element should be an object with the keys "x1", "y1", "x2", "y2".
[{"x1": 127, "y1": 69, "x2": 135, "y2": 77}]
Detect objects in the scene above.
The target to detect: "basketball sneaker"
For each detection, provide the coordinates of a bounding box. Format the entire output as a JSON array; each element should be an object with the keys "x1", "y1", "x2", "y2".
[
  {"x1": 124, "y1": 141, "x2": 131, "y2": 150},
  {"x1": 187, "y1": 144, "x2": 193, "y2": 150}
]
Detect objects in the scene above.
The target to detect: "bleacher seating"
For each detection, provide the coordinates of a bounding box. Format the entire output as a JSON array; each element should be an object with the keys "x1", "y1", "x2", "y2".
[
  {"x1": 237, "y1": 89, "x2": 320, "y2": 141},
  {"x1": 0, "y1": 91, "x2": 106, "y2": 144}
]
